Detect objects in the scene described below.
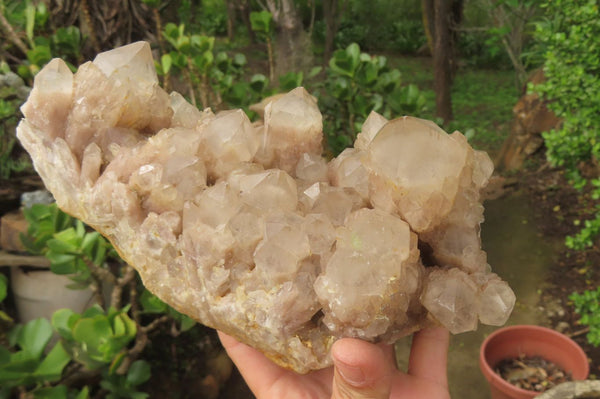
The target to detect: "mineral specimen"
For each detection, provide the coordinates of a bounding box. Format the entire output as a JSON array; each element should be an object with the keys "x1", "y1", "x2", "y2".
[{"x1": 17, "y1": 42, "x2": 515, "y2": 373}]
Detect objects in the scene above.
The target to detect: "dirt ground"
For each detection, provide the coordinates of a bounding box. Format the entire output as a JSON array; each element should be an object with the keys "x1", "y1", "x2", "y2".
[{"x1": 517, "y1": 151, "x2": 600, "y2": 378}]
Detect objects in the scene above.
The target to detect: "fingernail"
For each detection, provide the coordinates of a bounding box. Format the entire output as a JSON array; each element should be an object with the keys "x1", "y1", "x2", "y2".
[{"x1": 335, "y1": 361, "x2": 366, "y2": 386}]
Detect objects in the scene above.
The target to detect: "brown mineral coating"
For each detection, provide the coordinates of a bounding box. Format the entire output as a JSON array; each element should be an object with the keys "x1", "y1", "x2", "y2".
[{"x1": 17, "y1": 42, "x2": 516, "y2": 373}]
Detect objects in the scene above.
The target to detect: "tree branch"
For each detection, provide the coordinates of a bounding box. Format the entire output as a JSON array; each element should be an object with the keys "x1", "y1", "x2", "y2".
[
  {"x1": 110, "y1": 265, "x2": 136, "y2": 309},
  {"x1": 0, "y1": 6, "x2": 29, "y2": 56},
  {"x1": 567, "y1": 326, "x2": 590, "y2": 338},
  {"x1": 83, "y1": 257, "x2": 117, "y2": 285},
  {"x1": 141, "y1": 315, "x2": 170, "y2": 334},
  {"x1": 0, "y1": 251, "x2": 50, "y2": 268}
]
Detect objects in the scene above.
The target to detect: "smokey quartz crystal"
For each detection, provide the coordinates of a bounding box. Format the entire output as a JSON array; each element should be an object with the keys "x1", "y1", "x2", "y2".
[{"x1": 17, "y1": 42, "x2": 515, "y2": 373}]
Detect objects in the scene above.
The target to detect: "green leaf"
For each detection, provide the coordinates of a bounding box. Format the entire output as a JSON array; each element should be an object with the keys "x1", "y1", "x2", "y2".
[
  {"x1": 108, "y1": 352, "x2": 126, "y2": 375},
  {"x1": 74, "y1": 387, "x2": 90, "y2": 399},
  {"x1": 52, "y1": 26, "x2": 81, "y2": 58},
  {"x1": 51, "y1": 309, "x2": 77, "y2": 340},
  {"x1": 82, "y1": 305, "x2": 104, "y2": 318},
  {"x1": 192, "y1": 51, "x2": 214, "y2": 73},
  {"x1": 249, "y1": 74, "x2": 268, "y2": 93},
  {"x1": 329, "y1": 43, "x2": 361, "y2": 79},
  {"x1": 0, "y1": 346, "x2": 11, "y2": 364},
  {"x1": 25, "y1": 1, "x2": 36, "y2": 44},
  {"x1": 75, "y1": 220, "x2": 85, "y2": 238},
  {"x1": 32, "y1": 385, "x2": 68, "y2": 399},
  {"x1": 233, "y1": 53, "x2": 247, "y2": 67},
  {"x1": 168, "y1": 308, "x2": 195, "y2": 331},
  {"x1": 126, "y1": 360, "x2": 151, "y2": 387},
  {"x1": 191, "y1": 35, "x2": 214, "y2": 53},
  {"x1": 375, "y1": 69, "x2": 401, "y2": 93},
  {"x1": 48, "y1": 228, "x2": 81, "y2": 252},
  {"x1": 250, "y1": 11, "x2": 273, "y2": 36},
  {"x1": 139, "y1": 290, "x2": 168, "y2": 313},
  {"x1": 72, "y1": 317, "x2": 113, "y2": 354},
  {"x1": 112, "y1": 314, "x2": 126, "y2": 336},
  {"x1": 80, "y1": 231, "x2": 99, "y2": 256},
  {"x1": 115, "y1": 313, "x2": 136, "y2": 339},
  {"x1": 17, "y1": 318, "x2": 53, "y2": 359},
  {"x1": 92, "y1": 239, "x2": 108, "y2": 266},
  {"x1": 47, "y1": 252, "x2": 77, "y2": 274},
  {"x1": 356, "y1": 62, "x2": 378, "y2": 85},
  {"x1": 8, "y1": 325, "x2": 22, "y2": 347},
  {"x1": 53, "y1": 207, "x2": 73, "y2": 232},
  {"x1": 0, "y1": 274, "x2": 7, "y2": 303},
  {"x1": 33, "y1": 341, "x2": 71, "y2": 381},
  {"x1": 169, "y1": 52, "x2": 187, "y2": 69},
  {"x1": 27, "y1": 45, "x2": 53, "y2": 68},
  {"x1": 279, "y1": 71, "x2": 303, "y2": 92},
  {"x1": 179, "y1": 315, "x2": 195, "y2": 332},
  {"x1": 307, "y1": 66, "x2": 322, "y2": 79},
  {"x1": 34, "y1": 2, "x2": 49, "y2": 30},
  {"x1": 161, "y1": 54, "x2": 172, "y2": 75}
]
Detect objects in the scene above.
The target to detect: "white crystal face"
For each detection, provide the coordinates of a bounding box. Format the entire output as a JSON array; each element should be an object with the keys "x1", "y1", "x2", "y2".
[
  {"x1": 17, "y1": 42, "x2": 514, "y2": 374},
  {"x1": 93, "y1": 41, "x2": 158, "y2": 85}
]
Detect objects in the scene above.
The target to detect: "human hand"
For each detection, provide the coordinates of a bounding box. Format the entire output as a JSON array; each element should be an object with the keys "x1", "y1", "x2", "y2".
[{"x1": 218, "y1": 327, "x2": 451, "y2": 399}]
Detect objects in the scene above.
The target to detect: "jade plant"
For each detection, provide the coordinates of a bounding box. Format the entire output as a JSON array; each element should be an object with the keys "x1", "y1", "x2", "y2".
[{"x1": 0, "y1": 203, "x2": 196, "y2": 397}]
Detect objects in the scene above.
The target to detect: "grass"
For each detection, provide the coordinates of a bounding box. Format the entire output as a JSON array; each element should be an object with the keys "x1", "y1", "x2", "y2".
[{"x1": 388, "y1": 56, "x2": 519, "y2": 157}]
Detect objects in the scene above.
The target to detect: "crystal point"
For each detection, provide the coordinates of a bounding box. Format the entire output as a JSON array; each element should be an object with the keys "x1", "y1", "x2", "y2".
[{"x1": 93, "y1": 41, "x2": 157, "y2": 84}]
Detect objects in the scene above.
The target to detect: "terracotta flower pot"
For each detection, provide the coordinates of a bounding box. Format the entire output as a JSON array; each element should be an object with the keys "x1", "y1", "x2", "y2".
[{"x1": 479, "y1": 325, "x2": 589, "y2": 399}]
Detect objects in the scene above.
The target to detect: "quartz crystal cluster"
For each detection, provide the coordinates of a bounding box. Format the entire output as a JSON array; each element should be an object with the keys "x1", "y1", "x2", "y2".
[{"x1": 17, "y1": 42, "x2": 515, "y2": 373}]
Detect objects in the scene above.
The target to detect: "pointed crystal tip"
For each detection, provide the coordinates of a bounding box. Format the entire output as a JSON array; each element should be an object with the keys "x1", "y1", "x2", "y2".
[
  {"x1": 33, "y1": 58, "x2": 73, "y2": 94},
  {"x1": 93, "y1": 41, "x2": 157, "y2": 84}
]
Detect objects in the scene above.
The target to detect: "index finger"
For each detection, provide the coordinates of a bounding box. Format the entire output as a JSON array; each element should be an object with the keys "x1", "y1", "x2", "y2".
[
  {"x1": 407, "y1": 327, "x2": 450, "y2": 387},
  {"x1": 218, "y1": 331, "x2": 289, "y2": 396}
]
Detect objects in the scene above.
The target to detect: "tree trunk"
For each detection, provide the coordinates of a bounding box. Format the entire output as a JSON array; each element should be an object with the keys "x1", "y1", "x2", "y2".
[
  {"x1": 237, "y1": 0, "x2": 256, "y2": 43},
  {"x1": 449, "y1": 0, "x2": 464, "y2": 77},
  {"x1": 421, "y1": 0, "x2": 435, "y2": 55},
  {"x1": 433, "y1": 0, "x2": 453, "y2": 123},
  {"x1": 264, "y1": 0, "x2": 312, "y2": 75},
  {"x1": 323, "y1": 0, "x2": 339, "y2": 63},
  {"x1": 226, "y1": 0, "x2": 236, "y2": 41}
]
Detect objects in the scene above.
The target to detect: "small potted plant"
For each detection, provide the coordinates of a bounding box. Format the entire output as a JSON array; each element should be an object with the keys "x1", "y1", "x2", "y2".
[{"x1": 479, "y1": 325, "x2": 589, "y2": 399}]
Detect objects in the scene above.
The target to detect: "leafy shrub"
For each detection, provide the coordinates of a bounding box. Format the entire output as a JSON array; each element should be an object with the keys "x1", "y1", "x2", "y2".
[
  {"x1": 532, "y1": 0, "x2": 600, "y2": 171},
  {"x1": 52, "y1": 306, "x2": 136, "y2": 370},
  {"x1": 1, "y1": 203, "x2": 196, "y2": 397},
  {"x1": 316, "y1": 43, "x2": 427, "y2": 155},
  {"x1": 570, "y1": 287, "x2": 600, "y2": 347},
  {"x1": 333, "y1": 0, "x2": 423, "y2": 53},
  {"x1": 197, "y1": 2, "x2": 228, "y2": 36},
  {"x1": 159, "y1": 23, "x2": 267, "y2": 112},
  {"x1": 531, "y1": 0, "x2": 600, "y2": 249},
  {"x1": 0, "y1": 66, "x2": 31, "y2": 180},
  {"x1": 4, "y1": 2, "x2": 83, "y2": 82},
  {"x1": 391, "y1": 20, "x2": 427, "y2": 54},
  {"x1": 565, "y1": 178, "x2": 600, "y2": 251},
  {"x1": 0, "y1": 318, "x2": 72, "y2": 394},
  {"x1": 457, "y1": 29, "x2": 511, "y2": 69}
]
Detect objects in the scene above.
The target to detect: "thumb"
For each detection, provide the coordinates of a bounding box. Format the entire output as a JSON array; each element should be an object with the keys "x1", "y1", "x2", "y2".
[{"x1": 331, "y1": 338, "x2": 392, "y2": 399}]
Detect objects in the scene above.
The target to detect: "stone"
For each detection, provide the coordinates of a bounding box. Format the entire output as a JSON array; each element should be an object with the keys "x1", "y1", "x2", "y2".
[
  {"x1": 496, "y1": 69, "x2": 562, "y2": 171},
  {"x1": 17, "y1": 42, "x2": 515, "y2": 373},
  {"x1": 0, "y1": 211, "x2": 28, "y2": 252}
]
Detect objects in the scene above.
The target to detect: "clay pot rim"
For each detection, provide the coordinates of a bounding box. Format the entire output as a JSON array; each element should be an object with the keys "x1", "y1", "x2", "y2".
[{"x1": 479, "y1": 324, "x2": 590, "y2": 398}]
